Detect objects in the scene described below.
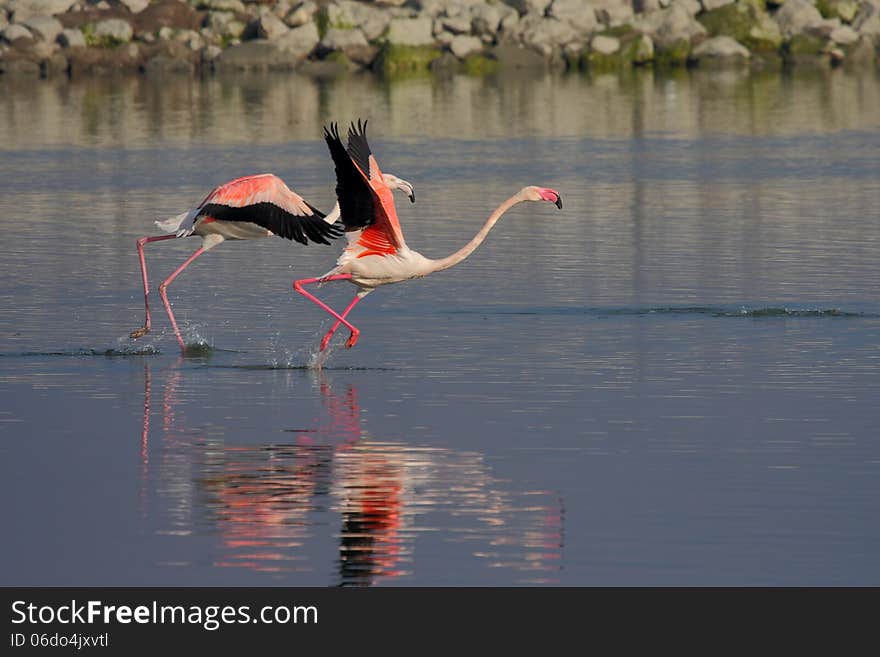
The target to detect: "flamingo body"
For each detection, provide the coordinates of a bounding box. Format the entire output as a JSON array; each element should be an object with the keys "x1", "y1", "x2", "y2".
[
  {"x1": 131, "y1": 168, "x2": 415, "y2": 352},
  {"x1": 294, "y1": 120, "x2": 563, "y2": 353}
]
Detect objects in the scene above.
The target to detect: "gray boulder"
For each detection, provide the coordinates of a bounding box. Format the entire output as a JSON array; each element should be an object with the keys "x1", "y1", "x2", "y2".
[
  {"x1": 21, "y1": 14, "x2": 62, "y2": 42},
  {"x1": 7, "y1": 0, "x2": 77, "y2": 21},
  {"x1": 549, "y1": 0, "x2": 600, "y2": 34},
  {"x1": 853, "y1": 3, "x2": 880, "y2": 38},
  {"x1": 592, "y1": 0, "x2": 635, "y2": 28},
  {"x1": 328, "y1": 1, "x2": 390, "y2": 41},
  {"x1": 252, "y1": 13, "x2": 289, "y2": 41},
  {"x1": 208, "y1": 11, "x2": 247, "y2": 39},
  {"x1": 321, "y1": 26, "x2": 368, "y2": 50},
  {"x1": 119, "y1": 0, "x2": 149, "y2": 13},
  {"x1": 2, "y1": 23, "x2": 33, "y2": 42},
  {"x1": 830, "y1": 24, "x2": 859, "y2": 43},
  {"x1": 637, "y1": 4, "x2": 706, "y2": 47},
  {"x1": 57, "y1": 27, "x2": 85, "y2": 48},
  {"x1": 591, "y1": 33, "x2": 620, "y2": 54},
  {"x1": 93, "y1": 18, "x2": 133, "y2": 43},
  {"x1": 286, "y1": 1, "x2": 318, "y2": 27},
  {"x1": 774, "y1": 0, "x2": 824, "y2": 37},
  {"x1": 215, "y1": 39, "x2": 297, "y2": 71},
  {"x1": 441, "y1": 14, "x2": 472, "y2": 34},
  {"x1": 202, "y1": 0, "x2": 246, "y2": 11},
  {"x1": 386, "y1": 17, "x2": 435, "y2": 45},
  {"x1": 700, "y1": 0, "x2": 734, "y2": 10},
  {"x1": 690, "y1": 35, "x2": 750, "y2": 59},
  {"x1": 276, "y1": 20, "x2": 319, "y2": 59},
  {"x1": 518, "y1": 15, "x2": 580, "y2": 55},
  {"x1": 449, "y1": 33, "x2": 482, "y2": 57},
  {"x1": 471, "y1": 3, "x2": 503, "y2": 38}
]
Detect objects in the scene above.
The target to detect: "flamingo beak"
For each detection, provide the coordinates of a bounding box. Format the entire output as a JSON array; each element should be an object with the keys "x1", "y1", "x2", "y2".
[{"x1": 554, "y1": 194, "x2": 563, "y2": 209}]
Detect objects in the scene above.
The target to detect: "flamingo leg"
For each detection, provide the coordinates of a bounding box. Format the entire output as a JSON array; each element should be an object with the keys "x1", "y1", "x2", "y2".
[
  {"x1": 130, "y1": 234, "x2": 178, "y2": 339},
  {"x1": 319, "y1": 293, "x2": 368, "y2": 351},
  {"x1": 158, "y1": 247, "x2": 206, "y2": 352},
  {"x1": 293, "y1": 274, "x2": 364, "y2": 350}
]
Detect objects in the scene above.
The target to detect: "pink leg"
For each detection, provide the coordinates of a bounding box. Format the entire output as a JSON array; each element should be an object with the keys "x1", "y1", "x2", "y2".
[
  {"x1": 320, "y1": 294, "x2": 365, "y2": 351},
  {"x1": 159, "y1": 247, "x2": 206, "y2": 352},
  {"x1": 130, "y1": 234, "x2": 178, "y2": 339},
  {"x1": 293, "y1": 274, "x2": 363, "y2": 350}
]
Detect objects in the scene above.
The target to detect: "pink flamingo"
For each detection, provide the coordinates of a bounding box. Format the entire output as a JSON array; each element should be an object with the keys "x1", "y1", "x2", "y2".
[
  {"x1": 294, "y1": 120, "x2": 563, "y2": 352},
  {"x1": 130, "y1": 171, "x2": 415, "y2": 351}
]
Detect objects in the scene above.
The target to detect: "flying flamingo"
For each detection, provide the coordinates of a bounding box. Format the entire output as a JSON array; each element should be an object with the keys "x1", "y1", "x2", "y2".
[
  {"x1": 130, "y1": 170, "x2": 415, "y2": 352},
  {"x1": 294, "y1": 120, "x2": 563, "y2": 352}
]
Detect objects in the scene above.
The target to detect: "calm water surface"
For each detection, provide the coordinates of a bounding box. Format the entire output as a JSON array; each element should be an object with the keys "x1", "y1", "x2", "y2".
[{"x1": 1, "y1": 69, "x2": 879, "y2": 585}]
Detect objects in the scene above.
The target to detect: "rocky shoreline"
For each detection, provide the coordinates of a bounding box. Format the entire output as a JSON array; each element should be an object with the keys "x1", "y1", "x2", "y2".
[{"x1": 1, "y1": 0, "x2": 878, "y2": 79}]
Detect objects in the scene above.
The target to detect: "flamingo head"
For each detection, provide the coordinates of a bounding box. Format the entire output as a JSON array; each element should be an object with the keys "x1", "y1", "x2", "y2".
[
  {"x1": 383, "y1": 173, "x2": 416, "y2": 203},
  {"x1": 523, "y1": 186, "x2": 563, "y2": 209}
]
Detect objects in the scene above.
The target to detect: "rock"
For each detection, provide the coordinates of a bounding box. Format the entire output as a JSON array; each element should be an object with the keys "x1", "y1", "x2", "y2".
[
  {"x1": 321, "y1": 26, "x2": 368, "y2": 50},
  {"x1": 252, "y1": 12, "x2": 288, "y2": 41},
  {"x1": 208, "y1": 11, "x2": 246, "y2": 39},
  {"x1": 202, "y1": 43, "x2": 222, "y2": 60},
  {"x1": 442, "y1": 15, "x2": 471, "y2": 35},
  {"x1": 93, "y1": 18, "x2": 133, "y2": 44},
  {"x1": 275, "y1": 19, "x2": 318, "y2": 58},
  {"x1": 774, "y1": 0, "x2": 824, "y2": 37},
  {"x1": 471, "y1": 3, "x2": 503, "y2": 37},
  {"x1": 215, "y1": 39, "x2": 297, "y2": 71},
  {"x1": 328, "y1": 1, "x2": 391, "y2": 42},
  {"x1": 386, "y1": 17, "x2": 434, "y2": 45},
  {"x1": 700, "y1": 0, "x2": 734, "y2": 10},
  {"x1": 119, "y1": 0, "x2": 149, "y2": 13},
  {"x1": 131, "y1": 0, "x2": 205, "y2": 37},
  {"x1": 449, "y1": 33, "x2": 482, "y2": 57},
  {"x1": 853, "y1": 3, "x2": 880, "y2": 38},
  {"x1": 549, "y1": 0, "x2": 599, "y2": 34},
  {"x1": 57, "y1": 26, "x2": 84, "y2": 47},
  {"x1": 174, "y1": 28, "x2": 203, "y2": 50},
  {"x1": 640, "y1": 4, "x2": 707, "y2": 47},
  {"x1": 285, "y1": 1, "x2": 317, "y2": 27},
  {"x1": 820, "y1": 0, "x2": 859, "y2": 23},
  {"x1": 2, "y1": 23, "x2": 33, "y2": 42},
  {"x1": 698, "y1": 1, "x2": 782, "y2": 51},
  {"x1": 632, "y1": 33, "x2": 654, "y2": 63},
  {"x1": 201, "y1": 0, "x2": 247, "y2": 11},
  {"x1": 592, "y1": 0, "x2": 635, "y2": 28},
  {"x1": 7, "y1": 0, "x2": 78, "y2": 22},
  {"x1": 518, "y1": 14, "x2": 580, "y2": 56},
  {"x1": 672, "y1": 0, "x2": 701, "y2": 16},
  {"x1": 830, "y1": 23, "x2": 859, "y2": 43},
  {"x1": 21, "y1": 14, "x2": 63, "y2": 42},
  {"x1": 373, "y1": 43, "x2": 442, "y2": 75},
  {"x1": 512, "y1": 0, "x2": 553, "y2": 14},
  {"x1": 591, "y1": 33, "x2": 619, "y2": 54},
  {"x1": 691, "y1": 34, "x2": 750, "y2": 58}
]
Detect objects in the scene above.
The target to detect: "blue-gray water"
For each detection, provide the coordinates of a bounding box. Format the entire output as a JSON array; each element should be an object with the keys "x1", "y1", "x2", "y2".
[{"x1": 1, "y1": 69, "x2": 879, "y2": 585}]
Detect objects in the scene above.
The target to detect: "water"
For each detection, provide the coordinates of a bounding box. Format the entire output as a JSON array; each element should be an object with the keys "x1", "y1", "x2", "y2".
[{"x1": 1, "y1": 68, "x2": 879, "y2": 586}]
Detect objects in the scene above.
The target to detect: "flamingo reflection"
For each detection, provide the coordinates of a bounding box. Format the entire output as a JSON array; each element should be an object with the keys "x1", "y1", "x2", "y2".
[{"x1": 140, "y1": 363, "x2": 564, "y2": 585}]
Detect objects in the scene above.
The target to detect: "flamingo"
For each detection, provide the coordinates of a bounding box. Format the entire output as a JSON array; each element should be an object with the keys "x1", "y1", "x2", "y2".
[
  {"x1": 294, "y1": 120, "x2": 563, "y2": 352},
  {"x1": 130, "y1": 170, "x2": 415, "y2": 352}
]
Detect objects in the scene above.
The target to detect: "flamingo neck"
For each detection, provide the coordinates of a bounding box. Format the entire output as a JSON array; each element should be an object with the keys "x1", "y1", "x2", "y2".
[{"x1": 427, "y1": 191, "x2": 525, "y2": 273}]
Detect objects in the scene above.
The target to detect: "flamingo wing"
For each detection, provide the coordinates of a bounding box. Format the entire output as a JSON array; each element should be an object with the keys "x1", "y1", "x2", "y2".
[
  {"x1": 196, "y1": 174, "x2": 342, "y2": 246},
  {"x1": 324, "y1": 121, "x2": 406, "y2": 256}
]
